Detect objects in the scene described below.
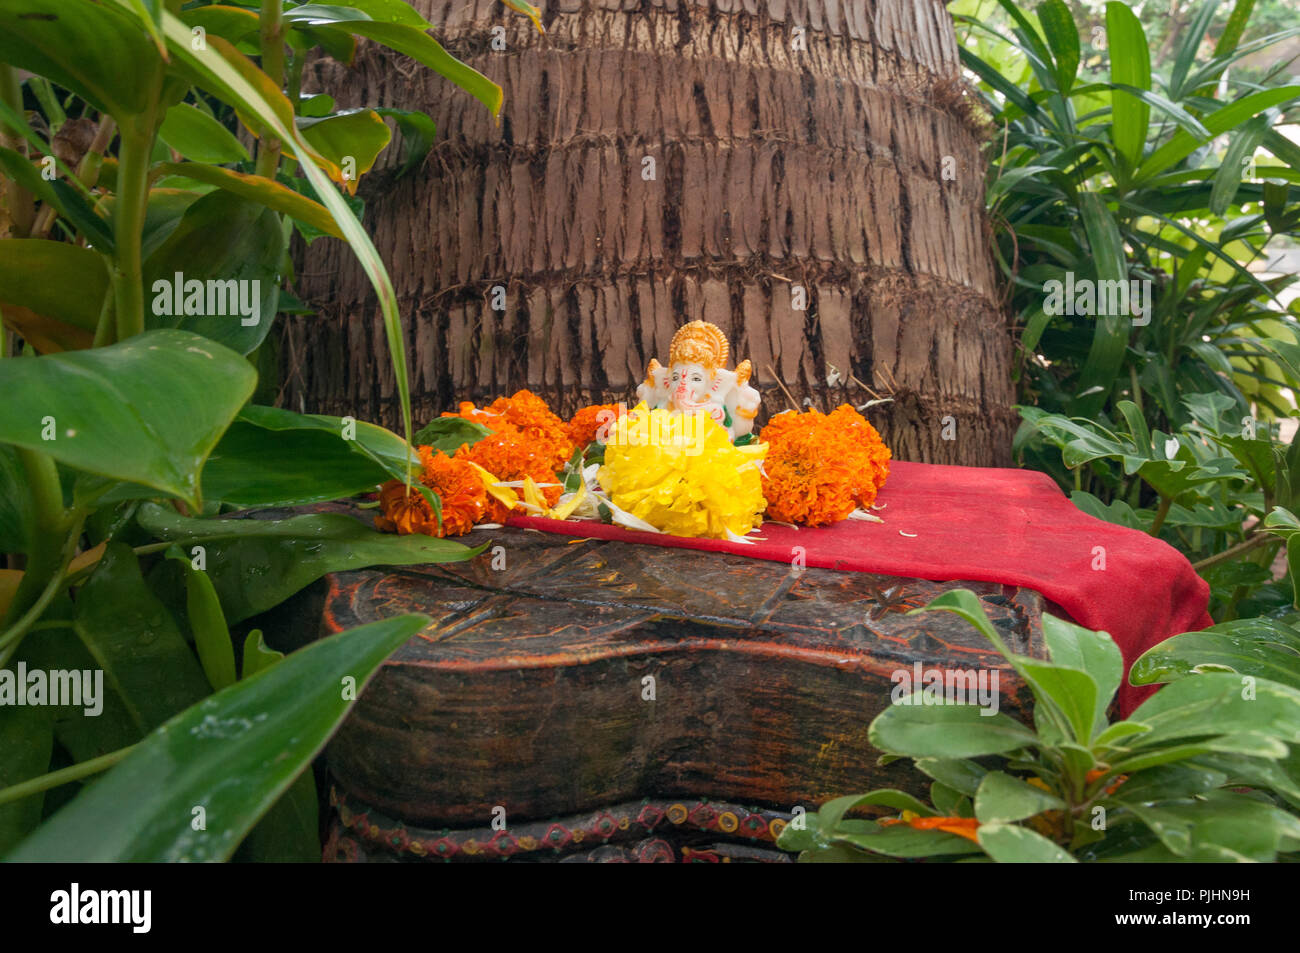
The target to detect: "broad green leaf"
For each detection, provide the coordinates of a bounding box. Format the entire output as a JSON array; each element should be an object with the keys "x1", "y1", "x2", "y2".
[
  {"x1": 818, "y1": 791, "x2": 935, "y2": 839},
  {"x1": 914, "y1": 758, "x2": 989, "y2": 797},
  {"x1": 180, "y1": 3, "x2": 260, "y2": 45},
  {"x1": 1041, "y1": 614, "x2": 1122, "y2": 728},
  {"x1": 143, "y1": 191, "x2": 284, "y2": 355},
  {"x1": 200, "y1": 420, "x2": 390, "y2": 507},
  {"x1": 1128, "y1": 671, "x2": 1300, "y2": 747},
  {"x1": 71, "y1": 543, "x2": 211, "y2": 737},
  {"x1": 869, "y1": 699, "x2": 1038, "y2": 759},
  {"x1": 0, "y1": 0, "x2": 164, "y2": 119},
  {"x1": 1105, "y1": 2, "x2": 1150, "y2": 171},
  {"x1": 6, "y1": 613, "x2": 429, "y2": 861},
  {"x1": 412, "y1": 416, "x2": 492, "y2": 454},
  {"x1": 977, "y1": 822, "x2": 1076, "y2": 862},
  {"x1": 158, "y1": 103, "x2": 249, "y2": 164},
  {"x1": 297, "y1": 109, "x2": 391, "y2": 195},
  {"x1": 1018, "y1": 660, "x2": 1098, "y2": 744},
  {"x1": 153, "y1": 162, "x2": 341, "y2": 238},
  {"x1": 0, "y1": 330, "x2": 255, "y2": 508},
  {"x1": 833, "y1": 825, "x2": 983, "y2": 858},
  {"x1": 974, "y1": 771, "x2": 1065, "y2": 823},
  {"x1": 134, "y1": 504, "x2": 481, "y2": 624},
  {"x1": 0, "y1": 239, "x2": 107, "y2": 353},
  {"x1": 1093, "y1": 720, "x2": 1151, "y2": 749},
  {"x1": 234, "y1": 405, "x2": 421, "y2": 479},
  {"x1": 0, "y1": 447, "x2": 32, "y2": 555},
  {"x1": 1130, "y1": 618, "x2": 1300, "y2": 690}
]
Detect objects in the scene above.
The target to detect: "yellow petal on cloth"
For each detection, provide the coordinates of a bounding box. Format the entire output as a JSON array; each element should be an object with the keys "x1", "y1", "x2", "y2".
[
  {"x1": 597, "y1": 404, "x2": 768, "y2": 539},
  {"x1": 465, "y1": 461, "x2": 521, "y2": 514},
  {"x1": 550, "y1": 480, "x2": 588, "y2": 522}
]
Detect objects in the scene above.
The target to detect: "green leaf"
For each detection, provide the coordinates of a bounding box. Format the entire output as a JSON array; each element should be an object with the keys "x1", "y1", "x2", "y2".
[
  {"x1": 818, "y1": 791, "x2": 935, "y2": 839},
  {"x1": 0, "y1": 447, "x2": 33, "y2": 555},
  {"x1": 1035, "y1": 0, "x2": 1079, "y2": 94},
  {"x1": 0, "y1": 702, "x2": 53, "y2": 855},
  {"x1": 0, "y1": 0, "x2": 164, "y2": 119},
  {"x1": 1128, "y1": 671, "x2": 1300, "y2": 747},
  {"x1": 181, "y1": 563, "x2": 236, "y2": 692},
  {"x1": 1105, "y1": 1, "x2": 1151, "y2": 171},
  {"x1": 0, "y1": 147, "x2": 115, "y2": 251},
  {"x1": 412, "y1": 416, "x2": 492, "y2": 454},
  {"x1": 974, "y1": 771, "x2": 1065, "y2": 824},
  {"x1": 914, "y1": 757, "x2": 989, "y2": 796},
  {"x1": 310, "y1": 20, "x2": 501, "y2": 117},
  {"x1": 0, "y1": 330, "x2": 255, "y2": 509},
  {"x1": 372, "y1": 107, "x2": 436, "y2": 177},
  {"x1": 240, "y1": 629, "x2": 282, "y2": 680},
  {"x1": 833, "y1": 825, "x2": 983, "y2": 858},
  {"x1": 200, "y1": 420, "x2": 390, "y2": 507},
  {"x1": 153, "y1": 162, "x2": 341, "y2": 238},
  {"x1": 72, "y1": 543, "x2": 212, "y2": 735},
  {"x1": 869, "y1": 700, "x2": 1038, "y2": 759},
  {"x1": 296, "y1": 109, "x2": 391, "y2": 194},
  {"x1": 1071, "y1": 192, "x2": 1130, "y2": 416},
  {"x1": 977, "y1": 822, "x2": 1076, "y2": 862},
  {"x1": 1210, "y1": 111, "x2": 1273, "y2": 216},
  {"x1": 134, "y1": 504, "x2": 481, "y2": 624},
  {"x1": 1130, "y1": 618, "x2": 1300, "y2": 691},
  {"x1": 1041, "y1": 614, "x2": 1122, "y2": 728},
  {"x1": 158, "y1": 103, "x2": 250, "y2": 164},
  {"x1": 1136, "y1": 86, "x2": 1300, "y2": 182},
  {"x1": 6, "y1": 613, "x2": 429, "y2": 861},
  {"x1": 911, "y1": 589, "x2": 1014, "y2": 658},
  {"x1": 143, "y1": 190, "x2": 285, "y2": 355},
  {"x1": 0, "y1": 239, "x2": 107, "y2": 353},
  {"x1": 1018, "y1": 660, "x2": 1098, "y2": 744}
]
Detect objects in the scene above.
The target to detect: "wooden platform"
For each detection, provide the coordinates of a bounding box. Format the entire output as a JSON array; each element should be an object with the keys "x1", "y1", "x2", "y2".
[{"x1": 319, "y1": 525, "x2": 1046, "y2": 837}]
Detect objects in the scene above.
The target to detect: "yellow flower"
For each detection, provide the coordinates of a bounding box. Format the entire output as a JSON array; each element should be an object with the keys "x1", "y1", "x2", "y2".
[{"x1": 597, "y1": 404, "x2": 767, "y2": 539}]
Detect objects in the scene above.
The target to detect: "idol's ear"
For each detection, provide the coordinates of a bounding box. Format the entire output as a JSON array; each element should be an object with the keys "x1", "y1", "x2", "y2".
[
  {"x1": 735, "y1": 359, "x2": 753, "y2": 387},
  {"x1": 645, "y1": 357, "x2": 663, "y2": 387}
]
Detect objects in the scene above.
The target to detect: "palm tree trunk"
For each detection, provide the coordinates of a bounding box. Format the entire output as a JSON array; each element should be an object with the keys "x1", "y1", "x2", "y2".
[{"x1": 286, "y1": 0, "x2": 1017, "y2": 465}]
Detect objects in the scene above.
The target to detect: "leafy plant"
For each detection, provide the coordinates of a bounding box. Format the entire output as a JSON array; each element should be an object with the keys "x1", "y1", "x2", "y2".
[
  {"x1": 960, "y1": 0, "x2": 1300, "y2": 435},
  {"x1": 1020, "y1": 384, "x2": 1299, "y2": 619},
  {"x1": 0, "y1": 0, "x2": 529, "y2": 859},
  {"x1": 778, "y1": 590, "x2": 1300, "y2": 862}
]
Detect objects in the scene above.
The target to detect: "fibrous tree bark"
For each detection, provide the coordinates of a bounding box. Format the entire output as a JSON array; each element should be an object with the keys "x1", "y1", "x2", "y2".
[{"x1": 285, "y1": 0, "x2": 1017, "y2": 465}]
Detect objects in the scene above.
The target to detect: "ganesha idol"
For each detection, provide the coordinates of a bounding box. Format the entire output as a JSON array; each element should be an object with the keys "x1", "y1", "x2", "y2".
[{"x1": 636, "y1": 321, "x2": 761, "y2": 440}]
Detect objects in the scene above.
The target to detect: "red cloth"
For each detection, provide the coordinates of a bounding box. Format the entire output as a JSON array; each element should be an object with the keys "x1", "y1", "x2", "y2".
[{"x1": 507, "y1": 460, "x2": 1212, "y2": 716}]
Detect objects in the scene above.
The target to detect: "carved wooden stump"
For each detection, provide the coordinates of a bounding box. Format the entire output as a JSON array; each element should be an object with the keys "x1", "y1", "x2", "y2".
[{"x1": 320, "y1": 525, "x2": 1046, "y2": 856}]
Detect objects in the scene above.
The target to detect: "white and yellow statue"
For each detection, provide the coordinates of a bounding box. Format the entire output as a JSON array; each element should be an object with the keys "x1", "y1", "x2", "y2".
[{"x1": 636, "y1": 320, "x2": 761, "y2": 440}]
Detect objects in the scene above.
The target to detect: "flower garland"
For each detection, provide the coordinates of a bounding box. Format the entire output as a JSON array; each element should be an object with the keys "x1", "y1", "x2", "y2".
[{"x1": 376, "y1": 393, "x2": 892, "y2": 539}]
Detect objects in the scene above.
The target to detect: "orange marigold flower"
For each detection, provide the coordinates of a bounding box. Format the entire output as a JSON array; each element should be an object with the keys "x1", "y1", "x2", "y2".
[
  {"x1": 880, "y1": 814, "x2": 980, "y2": 844},
  {"x1": 375, "y1": 449, "x2": 489, "y2": 538},
  {"x1": 443, "y1": 389, "x2": 574, "y2": 473},
  {"x1": 566, "y1": 403, "x2": 623, "y2": 449},
  {"x1": 417, "y1": 447, "x2": 488, "y2": 536},
  {"x1": 456, "y1": 428, "x2": 563, "y2": 523},
  {"x1": 374, "y1": 480, "x2": 439, "y2": 536},
  {"x1": 758, "y1": 405, "x2": 892, "y2": 525}
]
